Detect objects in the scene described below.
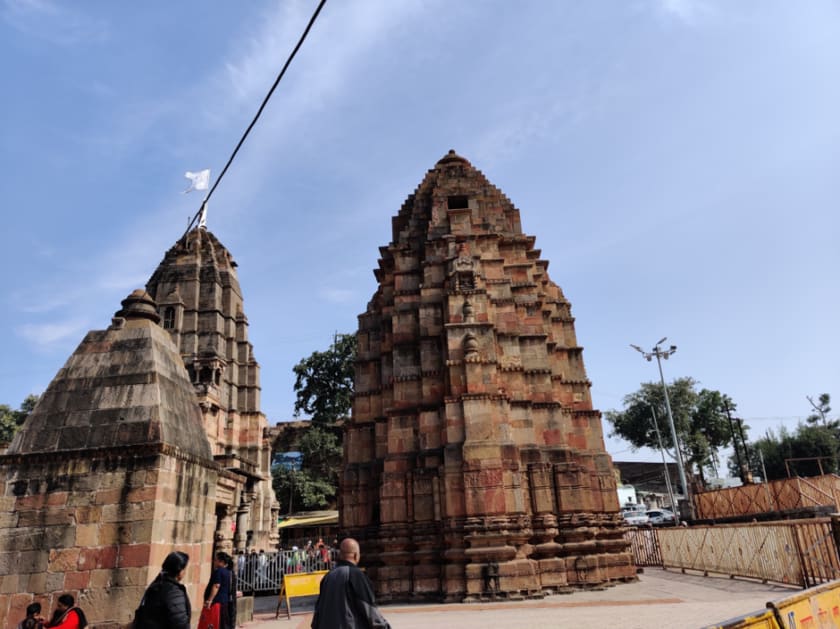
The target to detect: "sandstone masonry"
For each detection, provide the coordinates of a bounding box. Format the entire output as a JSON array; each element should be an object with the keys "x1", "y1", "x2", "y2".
[{"x1": 342, "y1": 151, "x2": 635, "y2": 601}]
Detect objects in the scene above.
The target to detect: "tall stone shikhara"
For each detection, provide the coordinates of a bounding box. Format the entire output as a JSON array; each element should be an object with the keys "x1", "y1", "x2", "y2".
[
  {"x1": 146, "y1": 228, "x2": 279, "y2": 551},
  {"x1": 343, "y1": 151, "x2": 634, "y2": 601}
]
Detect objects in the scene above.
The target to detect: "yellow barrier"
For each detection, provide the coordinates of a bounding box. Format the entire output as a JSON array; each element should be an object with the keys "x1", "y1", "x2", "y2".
[
  {"x1": 703, "y1": 609, "x2": 778, "y2": 629},
  {"x1": 275, "y1": 570, "x2": 328, "y2": 619},
  {"x1": 704, "y1": 579, "x2": 840, "y2": 628}
]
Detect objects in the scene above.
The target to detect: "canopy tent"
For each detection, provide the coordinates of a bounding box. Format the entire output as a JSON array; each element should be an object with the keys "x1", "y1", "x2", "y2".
[{"x1": 277, "y1": 511, "x2": 338, "y2": 529}]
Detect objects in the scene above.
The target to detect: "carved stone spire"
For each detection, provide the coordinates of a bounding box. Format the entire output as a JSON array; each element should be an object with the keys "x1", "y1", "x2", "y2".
[{"x1": 343, "y1": 151, "x2": 634, "y2": 602}]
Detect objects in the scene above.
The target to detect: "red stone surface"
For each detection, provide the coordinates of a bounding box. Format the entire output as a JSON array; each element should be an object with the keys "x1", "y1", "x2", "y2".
[{"x1": 343, "y1": 151, "x2": 635, "y2": 602}]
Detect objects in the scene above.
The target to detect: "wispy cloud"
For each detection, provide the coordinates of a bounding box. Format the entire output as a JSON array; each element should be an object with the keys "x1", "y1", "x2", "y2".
[
  {"x1": 654, "y1": 0, "x2": 712, "y2": 24},
  {"x1": 15, "y1": 295, "x2": 71, "y2": 315},
  {"x1": 215, "y1": 0, "x2": 433, "y2": 115},
  {"x1": 2, "y1": 0, "x2": 109, "y2": 45},
  {"x1": 17, "y1": 318, "x2": 89, "y2": 349},
  {"x1": 194, "y1": 0, "x2": 439, "y2": 217}
]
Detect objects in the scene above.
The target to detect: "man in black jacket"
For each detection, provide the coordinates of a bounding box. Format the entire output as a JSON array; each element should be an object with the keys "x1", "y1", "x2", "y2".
[{"x1": 311, "y1": 538, "x2": 391, "y2": 629}]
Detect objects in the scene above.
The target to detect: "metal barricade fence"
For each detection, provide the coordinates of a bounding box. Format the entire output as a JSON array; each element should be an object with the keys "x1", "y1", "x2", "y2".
[
  {"x1": 235, "y1": 549, "x2": 338, "y2": 594},
  {"x1": 625, "y1": 517, "x2": 840, "y2": 588}
]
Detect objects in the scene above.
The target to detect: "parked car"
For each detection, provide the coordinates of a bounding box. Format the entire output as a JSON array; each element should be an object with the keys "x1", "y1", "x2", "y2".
[
  {"x1": 621, "y1": 504, "x2": 650, "y2": 526},
  {"x1": 646, "y1": 508, "x2": 676, "y2": 524}
]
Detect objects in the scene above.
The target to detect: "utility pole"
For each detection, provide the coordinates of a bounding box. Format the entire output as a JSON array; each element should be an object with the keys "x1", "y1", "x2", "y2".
[
  {"x1": 650, "y1": 405, "x2": 678, "y2": 525},
  {"x1": 736, "y1": 416, "x2": 753, "y2": 483},
  {"x1": 724, "y1": 401, "x2": 745, "y2": 483},
  {"x1": 758, "y1": 448, "x2": 769, "y2": 483},
  {"x1": 630, "y1": 338, "x2": 693, "y2": 519}
]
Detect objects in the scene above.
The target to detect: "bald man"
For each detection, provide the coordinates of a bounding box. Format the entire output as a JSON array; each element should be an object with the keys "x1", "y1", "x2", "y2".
[{"x1": 311, "y1": 538, "x2": 391, "y2": 629}]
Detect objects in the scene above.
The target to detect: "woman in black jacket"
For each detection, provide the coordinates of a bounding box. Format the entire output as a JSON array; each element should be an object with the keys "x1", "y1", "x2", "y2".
[{"x1": 134, "y1": 552, "x2": 191, "y2": 629}]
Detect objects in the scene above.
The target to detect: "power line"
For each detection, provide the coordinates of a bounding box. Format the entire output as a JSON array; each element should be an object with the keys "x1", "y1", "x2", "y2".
[{"x1": 181, "y1": 0, "x2": 328, "y2": 242}]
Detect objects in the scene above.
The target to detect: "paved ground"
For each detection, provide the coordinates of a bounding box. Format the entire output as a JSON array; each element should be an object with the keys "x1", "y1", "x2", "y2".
[{"x1": 247, "y1": 568, "x2": 798, "y2": 629}]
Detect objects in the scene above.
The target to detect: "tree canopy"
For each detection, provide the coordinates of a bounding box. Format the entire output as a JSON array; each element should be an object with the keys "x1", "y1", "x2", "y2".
[
  {"x1": 272, "y1": 426, "x2": 342, "y2": 512},
  {"x1": 733, "y1": 393, "x2": 837, "y2": 480},
  {"x1": 0, "y1": 394, "x2": 39, "y2": 443},
  {"x1": 292, "y1": 333, "x2": 356, "y2": 425},
  {"x1": 275, "y1": 333, "x2": 356, "y2": 512},
  {"x1": 604, "y1": 377, "x2": 736, "y2": 481},
  {"x1": 807, "y1": 393, "x2": 833, "y2": 427}
]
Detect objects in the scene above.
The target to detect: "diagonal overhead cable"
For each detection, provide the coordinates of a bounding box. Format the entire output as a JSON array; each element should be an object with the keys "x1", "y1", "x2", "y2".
[{"x1": 181, "y1": 0, "x2": 328, "y2": 242}]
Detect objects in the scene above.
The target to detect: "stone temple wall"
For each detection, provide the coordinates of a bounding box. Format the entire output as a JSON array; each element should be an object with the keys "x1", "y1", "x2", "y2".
[
  {"x1": 0, "y1": 291, "x2": 218, "y2": 629},
  {"x1": 342, "y1": 151, "x2": 635, "y2": 602},
  {"x1": 0, "y1": 449, "x2": 215, "y2": 629}
]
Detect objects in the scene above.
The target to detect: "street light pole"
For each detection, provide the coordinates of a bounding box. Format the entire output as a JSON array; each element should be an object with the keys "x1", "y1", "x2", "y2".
[{"x1": 630, "y1": 338, "x2": 692, "y2": 519}]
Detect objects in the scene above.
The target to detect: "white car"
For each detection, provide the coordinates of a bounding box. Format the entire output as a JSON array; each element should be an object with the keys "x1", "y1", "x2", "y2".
[
  {"x1": 646, "y1": 508, "x2": 676, "y2": 524},
  {"x1": 621, "y1": 505, "x2": 650, "y2": 526}
]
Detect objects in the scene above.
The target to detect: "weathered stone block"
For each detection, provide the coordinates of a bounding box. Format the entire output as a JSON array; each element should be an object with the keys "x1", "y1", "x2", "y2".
[
  {"x1": 17, "y1": 509, "x2": 74, "y2": 528},
  {"x1": 64, "y1": 571, "x2": 90, "y2": 590},
  {"x1": 25, "y1": 572, "x2": 46, "y2": 594},
  {"x1": 74, "y1": 524, "x2": 99, "y2": 548},
  {"x1": 48, "y1": 548, "x2": 80, "y2": 573},
  {"x1": 82, "y1": 585, "x2": 145, "y2": 625},
  {"x1": 79, "y1": 546, "x2": 118, "y2": 571},
  {"x1": 117, "y1": 543, "x2": 151, "y2": 568},
  {"x1": 0, "y1": 577, "x2": 19, "y2": 596},
  {"x1": 44, "y1": 571, "x2": 64, "y2": 592}
]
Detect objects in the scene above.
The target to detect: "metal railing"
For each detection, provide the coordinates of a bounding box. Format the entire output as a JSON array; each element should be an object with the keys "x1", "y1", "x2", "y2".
[{"x1": 234, "y1": 549, "x2": 337, "y2": 594}]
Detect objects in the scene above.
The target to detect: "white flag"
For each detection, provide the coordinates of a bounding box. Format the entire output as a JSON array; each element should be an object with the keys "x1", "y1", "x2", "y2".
[{"x1": 183, "y1": 169, "x2": 210, "y2": 193}]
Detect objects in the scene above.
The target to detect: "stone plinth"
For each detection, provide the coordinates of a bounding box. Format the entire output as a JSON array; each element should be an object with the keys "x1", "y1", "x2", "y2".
[{"x1": 342, "y1": 151, "x2": 635, "y2": 602}]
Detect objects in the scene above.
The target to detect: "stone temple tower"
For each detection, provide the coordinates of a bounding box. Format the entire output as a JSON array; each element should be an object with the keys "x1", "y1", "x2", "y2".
[
  {"x1": 146, "y1": 226, "x2": 279, "y2": 551},
  {"x1": 342, "y1": 151, "x2": 634, "y2": 602},
  {"x1": 0, "y1": 291, "x2": 218, "y2": 628}
]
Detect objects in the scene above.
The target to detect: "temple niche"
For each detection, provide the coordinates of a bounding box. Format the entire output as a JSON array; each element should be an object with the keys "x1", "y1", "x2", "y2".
[
  {"x1": 342, "y1": 151, "x2": 634, "y2": 602},
  {"x1": 146, "y1": 227, "x2": 279, "y2": 552}
]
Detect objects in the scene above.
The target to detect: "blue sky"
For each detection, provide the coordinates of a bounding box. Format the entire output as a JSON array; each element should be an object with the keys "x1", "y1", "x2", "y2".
[{"x1": 1, "y1": 0, "x2": 837, "y2": 465}]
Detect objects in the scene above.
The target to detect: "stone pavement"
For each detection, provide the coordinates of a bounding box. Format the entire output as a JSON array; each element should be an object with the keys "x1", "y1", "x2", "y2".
[{"x1": 248, "y1": 568, "x2": 797, "y2": 629}]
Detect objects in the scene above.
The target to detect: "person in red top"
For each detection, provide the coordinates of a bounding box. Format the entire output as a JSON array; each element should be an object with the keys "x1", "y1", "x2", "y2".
[{"x1": 46, "y1": 595, "x2": 87, "y2": 629}]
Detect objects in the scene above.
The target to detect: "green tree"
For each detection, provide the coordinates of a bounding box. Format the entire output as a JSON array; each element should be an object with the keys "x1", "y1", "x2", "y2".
[
  {"x1": 0, "y1": 394, "x2": 40, "y2": 443},
  {"x1": 274, "y1": 334, "x2": 356, "y2": 511},
  {"x1": 0, "y1": 407, "x2": 18, "y2": 444},
  {"x1": 742, "y1": 425, "x2": 839, "y2": 480},
  {"x1": 272, "y1": 427, "x2": 342, "y2": 511},
  {"x1": 806, "y1": 393, "x2": 833, "y2": 426},
  {"x1": 736, "y1": 394, "x2": 839, "y2": 480},
  {"x1": 604, "y1": 378, "x2": 735, "y2": 482},
  {"x1": 292, "y1": 333, "x2": 356, "y2": 426}
]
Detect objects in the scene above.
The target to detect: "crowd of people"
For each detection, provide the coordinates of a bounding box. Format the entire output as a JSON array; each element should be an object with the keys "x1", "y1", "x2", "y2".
[
  {"x1": 16, "y1": 537, "x2": 389, "y2": 629},
  {"x1": 234, "y1": 538, "x2": 337, "y2": 591}
]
